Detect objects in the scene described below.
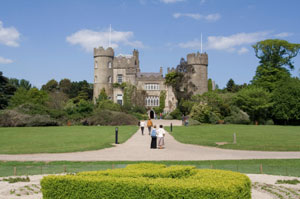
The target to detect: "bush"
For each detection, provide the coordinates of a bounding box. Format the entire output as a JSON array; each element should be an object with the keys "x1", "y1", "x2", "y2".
[
  {"x1": 85, "y1": 110, "x2": 139, "y2": 126},
  {"x1": 265, "y1": 119, "x2": 274, "y2": 125},
  {"x1": 190, "y1": 103, "x2": 215, "y2": 123},
  {"x1": 188, "y1": 118, "x2": 201, "y2": 126},
  {"x1": 41, "y1": 163, "x2": 251, "y2": 199},
  {"x1": 170, "y1": 108, "x2": 182, "y2": 120},
  {"x1": 129, "y1": 112, "x2": 148, "y2": 120},
  {"x1": 209, "y1": 112, "x2": 220, "y2": 124},
  {"x1": 164, "y1": 114, "x2": 173, "y2": 120},
  {"x1": 98, "y1": 100, "x2": 121, "y2": 111},
  {"x1": 0, "y1": 110, "x2": 59, "y2": 127},
  {"x1": 224, "y1": 106, "x2": 250, "y2": 124}
]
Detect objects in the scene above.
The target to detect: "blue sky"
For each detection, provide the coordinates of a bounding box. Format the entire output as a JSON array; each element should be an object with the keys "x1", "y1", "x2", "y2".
[{"x1": 0, "y1": 0, "x2": 300, "y2": 88}]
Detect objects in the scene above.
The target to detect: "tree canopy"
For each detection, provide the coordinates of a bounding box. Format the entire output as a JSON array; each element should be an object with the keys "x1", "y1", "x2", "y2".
[{"x1": 252, "y1": 39, "x2": 300, "y2": 91}]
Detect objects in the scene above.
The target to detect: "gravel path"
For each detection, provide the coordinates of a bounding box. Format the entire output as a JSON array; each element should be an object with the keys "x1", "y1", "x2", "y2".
[
  {"x1": 1, "y1": 174, "x2": 300, "y2": 199},
  {"x1": 1, "y1": 120, "x2": 300, "y2": 161}
]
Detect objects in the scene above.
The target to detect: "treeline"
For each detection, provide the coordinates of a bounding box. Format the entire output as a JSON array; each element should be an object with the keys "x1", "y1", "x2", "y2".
[
  {"x1": 0, "y1": 75, "x2": 142, "y2": 127},
  {"x1": 166, "y1": 39, "x2": 300, "y2": 125}
]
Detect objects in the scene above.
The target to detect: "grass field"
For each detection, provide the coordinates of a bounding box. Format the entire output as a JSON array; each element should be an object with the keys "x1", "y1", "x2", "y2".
[
  {"x1": 1, "y1": 159, "x2": 299, "y2": 177},
  {"x1": 0, "y1": 126, "x2": 138, "y2": 154},
  {"x1": 166, "y1": 124, "x2": 300, "y2": 151}
]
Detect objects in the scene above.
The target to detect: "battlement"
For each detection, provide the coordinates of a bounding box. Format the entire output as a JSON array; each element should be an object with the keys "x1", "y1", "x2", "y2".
[
  {"x1": 187, "y1": 52, "x2": 208, "y2": 65},
  {"x1": 94, "y1": 46, "x2": 114, "y2": 57},
  {"x1": 167, "y1": 67, "x2": 176, "y2": 73}
]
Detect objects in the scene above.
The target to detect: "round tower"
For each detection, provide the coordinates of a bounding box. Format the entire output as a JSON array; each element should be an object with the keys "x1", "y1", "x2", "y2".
[
  {"x1": 186, "y1": 52, "x2": 208, "y2": 95},
  {"x1": 93, "y1": 47, "x2": 114, "y2": 102}
]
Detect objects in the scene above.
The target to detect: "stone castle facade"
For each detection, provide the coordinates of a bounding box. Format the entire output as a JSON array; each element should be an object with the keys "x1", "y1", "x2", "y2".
[{"x1": 93, "y1": 46, "x2": 208, "y2": 118}]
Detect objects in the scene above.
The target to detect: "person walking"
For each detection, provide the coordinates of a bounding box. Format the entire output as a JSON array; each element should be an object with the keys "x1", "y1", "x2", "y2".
[
  {"x1": 157, "y1": 125, "x2": 166, "y2": 149},
  {"x1": 140, "y1": 120, "x2": 145, "y2": 135},
  {"x1": 150, "y1": 125, "x2": 157, "y2": 149},
  {"x1": 147, "y1": 118, "x2": 153, "y2": 135}
]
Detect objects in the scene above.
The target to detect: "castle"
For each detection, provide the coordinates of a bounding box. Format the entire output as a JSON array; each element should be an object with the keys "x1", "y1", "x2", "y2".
[{"x1": 93, "y1": 46, "x2": 208, "y2": 118}]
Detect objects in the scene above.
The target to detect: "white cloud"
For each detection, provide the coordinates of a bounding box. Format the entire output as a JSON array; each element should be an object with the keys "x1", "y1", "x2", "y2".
[
  {"x1": 205, "y1": 13, "x2": 221, "y2": 22},
  {"x1": 0, "y1": 56, "x2": 13, "y2": 64},
  {"x1": 179, "y1": 31, "x2": 269, "y2": 54},
  {"x1": 66, "y1": 28, "x2": 144, "y2": 52},
  {"x1": 206, "y1": 31, "x2": 269, "y2": 51},
  {"x1": 0, "y1": 20, "x2": 20, "y2": 47},
  {"x1": 179, "y1": 39, "x2": 202, "y2": 49},
  {"x1": 274, "y1": 32, "x2": 293, "y2": 38},
  {"x1": 160, "y1": 0, "x2": 185, "y2": 3},
  {"x1": 173, "y1": 13, "x2": 221, "y2": 22},
  {"x1": 238, "y1": 47, "x2": 249, "y2": 55}
]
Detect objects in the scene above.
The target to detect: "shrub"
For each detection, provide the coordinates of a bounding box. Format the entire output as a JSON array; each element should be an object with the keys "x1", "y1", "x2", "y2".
[
  {"x1": 265, "y1": 119, "x2": 274, "y2": 125},
  {"x1": 85, "y1": 110, "x2": 139, "y2": 126},
  {"x1": 41, "y1": 163, "x2": 251, "y2": 199},
  {"x1": 129, "y1": 112, "x2": 148, "y2": 120},
  {"x1": 98, "y1": 100, "x2": 121, "y2": 111},
  {"x1": 164, "y1": 114, "x2": 173, "y2": 120},
  {"x1": 191, "y1": 103, "x2": 213, "y2": 123},
  {"x1": 224, "y1": 106, "x2": 250, "y2": 124},
  {"x1": 209, "y1": 112, "x2": 220, "y2": 124},
  {"x1": 0, "y1": 110, "x2": 59, "y2": 127},
  {"x1": 188, "y1": 118, "x2": 201, "y2": 125},
  {"x1": 170, "y1": 108, "x2": 182, "y2": 120}
]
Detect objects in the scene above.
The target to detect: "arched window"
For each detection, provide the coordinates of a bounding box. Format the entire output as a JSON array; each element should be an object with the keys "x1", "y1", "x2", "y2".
[
  {"x1": 95, "y1": 61, "x2": 98, "y2": 68},
  {"x1": 108, "y1": 61, "x2": 112, "y2": 68},
  {"x1": 95, "y1": 75, "x2": 97, "y2": 81},
  {"x1": 108, "y1": 76, "x2": 112, "y2": 83}
]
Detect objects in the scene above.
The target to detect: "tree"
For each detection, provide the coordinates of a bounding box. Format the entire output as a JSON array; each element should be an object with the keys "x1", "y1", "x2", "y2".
[
  {"x1": 42, "y1": 79, "x2": 58, "y2": 92},
  {"x1": 272, "y1": 77, "x2": 300, "y2": 125},
  {"x1": 69, "y1": 80, "x2": 93, "y2": 100},
  {"x1": 234, "y1": 86, "x2": 272, "y2": 124},
  {"x1": 158, "y1": 91, "x2": 166, "y2": 113},
  {"x1": 97, "y1": 88, "x2": 108, "y2": 102},
  {"x1": 0, "y1": 72, "x2": 17, "y2": 109},
  {"x1": 9, "y1": 78, "x2": 32, "y2": 90},
  {"x1": 165, "y1": 58, "x2": 195, "y2": 104},
  {"x1": 252, "y1": 39, "x2": 300, "y2": 91},
  {"x1": 208, "y1": 79, "x2": 213, "y2": 91},
  {"x1": 226, "y1": 79, "x2": 236, "y2": 92},
  {"x1": 9, "y1": 87, "x2": 48, "y2": 107},
  {"x1": 59, "y1": 78, "x2": 72, "y2": 94}
]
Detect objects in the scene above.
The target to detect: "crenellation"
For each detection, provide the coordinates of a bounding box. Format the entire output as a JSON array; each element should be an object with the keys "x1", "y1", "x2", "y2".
[
  {"x1": 187, "y1": 52, "x2": 208, "y2": 65},
  {"x1": 94, "y1": 47, "x2": 114, "y2": 57}
]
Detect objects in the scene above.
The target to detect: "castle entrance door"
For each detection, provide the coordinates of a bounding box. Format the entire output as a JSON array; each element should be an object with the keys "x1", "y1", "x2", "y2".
[{"x1": 150, "y1": 110, "x2": 155, "y2": 119}]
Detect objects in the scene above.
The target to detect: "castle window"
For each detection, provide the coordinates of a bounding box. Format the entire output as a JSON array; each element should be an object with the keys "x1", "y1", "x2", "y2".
[
  {"x1": 95, "y1": 61, "x2": 98, "y2": 68},
  {"x1": 117, "y1": 74, "x2": 123, "y2": 83},
  {"x1": 145, "y1": 96, "x2": 159, "y2": 107},
  {"x1": 108, "y1": 61, "x2": 112, "y2": 68},
  {"x1": 117, "y1": 94, "x2": 123, "y2": 105},
  {"x1": 108, "y1": 76, "x2": 112, "y2": 83},
  {"x1": 95, "y1": 75, "x2": 97, "y2": 81},
  {"x1": 145, "y1": 83, "x2": 159, "y2": 90}
]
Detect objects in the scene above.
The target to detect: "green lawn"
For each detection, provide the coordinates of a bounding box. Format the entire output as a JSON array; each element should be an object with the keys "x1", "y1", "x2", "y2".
[
  {"x1": 166, "y1": 124, "x2": 300, "y2": 151},
  {"x1": 1, "y1": 159, "x2": 299, "y2": 177},
  {"x1": 0, "y1": 126, "x2": 138, "y2": 154}
]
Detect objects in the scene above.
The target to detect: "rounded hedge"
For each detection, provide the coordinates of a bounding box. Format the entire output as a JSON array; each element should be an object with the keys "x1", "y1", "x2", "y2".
[{"x1": 41, "y1": 163, "x2": 251, "y2": 199}]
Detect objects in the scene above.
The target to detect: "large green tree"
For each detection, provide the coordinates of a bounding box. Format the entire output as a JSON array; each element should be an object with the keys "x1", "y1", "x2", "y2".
[
  {"x1": 252, "y1": 39, "x2": 300, "y2": 91},
  {"x1": 272, "y1": 78, "x2": 300, "y2": 125},
  {"x1": 0, "y1": 72, "x2": 17, "y2": 109},
  {"x1": 9, "y1": 87, "x2": 48, "y2": 107},
  {"x1": 234, "y1": 86, "x2": 272, "y2": 124}
]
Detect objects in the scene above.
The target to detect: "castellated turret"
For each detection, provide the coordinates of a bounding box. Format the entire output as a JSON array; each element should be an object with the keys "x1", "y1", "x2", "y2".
[
  {"x1": 93, "y1": 47, "x2": 114, "y2": 102},
  {"x1": 187, "y1": 52, "x2": 208, "y2": 95}
]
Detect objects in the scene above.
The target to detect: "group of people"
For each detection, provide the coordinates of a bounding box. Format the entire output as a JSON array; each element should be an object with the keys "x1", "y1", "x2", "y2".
[{"x1": 139, "y1": 118, "x2": 166, "y2": 149}]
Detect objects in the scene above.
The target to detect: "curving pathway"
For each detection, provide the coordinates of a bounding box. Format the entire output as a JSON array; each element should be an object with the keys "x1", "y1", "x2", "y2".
[{"x1": 1, "y1": 120, "x2": 300, "y2": 161}]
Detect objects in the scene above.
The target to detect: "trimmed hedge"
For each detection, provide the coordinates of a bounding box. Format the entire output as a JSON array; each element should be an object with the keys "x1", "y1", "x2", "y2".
[{"x1": 41, "y1": 163, "x2": 251, "y2": 199}]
